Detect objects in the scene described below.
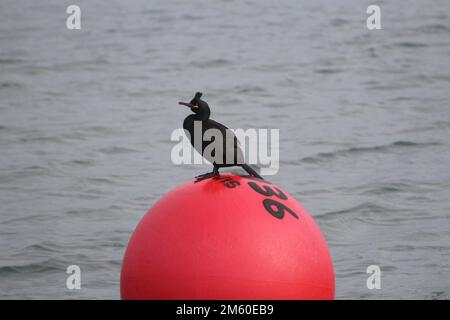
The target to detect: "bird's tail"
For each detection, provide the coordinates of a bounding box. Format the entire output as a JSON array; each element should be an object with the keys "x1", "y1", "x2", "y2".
[{"x1": 241, "y1": 164, "x2": 263, "y2": 180}]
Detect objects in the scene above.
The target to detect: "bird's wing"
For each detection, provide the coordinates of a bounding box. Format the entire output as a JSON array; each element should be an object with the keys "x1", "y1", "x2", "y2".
[
  {"x1": 207, "y1": 119, "x2": 244, "y2": 164},
  {"x1": 207, "y1": 119, "x2": 229, "y2": 130},
  {"x1": 207, "y1": 120, "x2": 241, "y2": 146}
]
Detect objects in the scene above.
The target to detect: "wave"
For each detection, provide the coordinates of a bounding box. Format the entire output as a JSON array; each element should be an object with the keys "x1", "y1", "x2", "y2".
[
  {"x1": 317, "y1": 202, "x2": 393, "y2": 219},
  {"x1": 192, "y1": 59, "x2": 231, "y2": 68},
  {"x1": 315, "y1": 202, "x2": 407, "y2": 226},
  {"x1": 18, "y1": 135, "x2": 63, "y2": 144},
  {"x1": 415, "y1": 23, "x2": 450, "y2": 33},
  {"x1": 65, "y1": 159, "x2": 96, "y2": 166},
  {"x1": 0, "y1": 58, "x2": 25, "y2": 64},
  {"x1": 0, "y1": 213, "x2": 56, "y2": 225},
  {"x1": 234, "y1": 85, "x2": 266, "y2": 94},
  {"x1": 0, "y1": 82, "x2": 21, "y2": 89},
  {"x1": 314, "y1": 68, "x2": 343, "y2": 74},
  {"x1": 301, "y1": 141, "x2": 440, "y2": 163},
  {"x1": 398, "y1": 121, "x2": 450, "y2": 134},
  {"x1": 0, "y1": 259, "x2": 63, "y2": 275},
  {"x1": 98, "y1": 146, "x2": 137, "y2": 154},
  {"x1": 349, "y1": 180, "x2": 430, "y2": 196},
  {"x1": 393, "y1": 42, "x2": 428, "y2": 48}
]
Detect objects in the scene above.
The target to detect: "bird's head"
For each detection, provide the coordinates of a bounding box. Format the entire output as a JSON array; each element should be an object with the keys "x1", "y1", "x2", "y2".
[{"x1": 179, "y1": 92, "x2": 210, "y2": 119}]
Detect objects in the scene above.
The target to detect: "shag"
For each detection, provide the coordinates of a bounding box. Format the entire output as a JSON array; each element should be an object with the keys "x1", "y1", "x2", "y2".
[{"x1": 179, "y1": 92, "x2": 263, "y2": 182}]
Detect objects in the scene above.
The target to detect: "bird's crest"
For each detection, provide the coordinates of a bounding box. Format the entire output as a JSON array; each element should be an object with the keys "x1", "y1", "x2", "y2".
[
  {"x1": 191, "y1": 92, "x2": 203, "y2": 104},
  {"x1": 194, "y1": 92, "x2": 202, "y2": 99}
]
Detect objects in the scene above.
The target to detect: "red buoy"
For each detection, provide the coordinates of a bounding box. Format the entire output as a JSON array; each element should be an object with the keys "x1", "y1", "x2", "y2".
[{"x1": 121, "y1": 174, "x2": 334, "y2": 299}]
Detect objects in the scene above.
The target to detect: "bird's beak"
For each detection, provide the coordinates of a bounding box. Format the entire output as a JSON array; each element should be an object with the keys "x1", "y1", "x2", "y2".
[{"x1": 179, "y1": 102, "x2": 195, "y2": 108}]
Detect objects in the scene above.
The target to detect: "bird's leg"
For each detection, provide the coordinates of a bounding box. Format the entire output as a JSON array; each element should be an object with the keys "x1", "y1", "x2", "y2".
[
  {"x1": 241, "y1": 164, "x2": 264, "y2": 180},
  {"x1": 194, "y1": 163, "x2": 220, "y2": 182}
]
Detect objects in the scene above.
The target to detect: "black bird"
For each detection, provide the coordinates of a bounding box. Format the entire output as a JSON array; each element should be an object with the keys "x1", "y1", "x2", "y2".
[{"x1": 179, "y1": 92, "x2": 263, "y2": 182}]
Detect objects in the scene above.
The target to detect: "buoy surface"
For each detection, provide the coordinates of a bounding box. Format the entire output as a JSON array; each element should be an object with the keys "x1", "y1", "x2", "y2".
[{"x1": 121, "y1": 174, "x2": 334, "y2": 299}]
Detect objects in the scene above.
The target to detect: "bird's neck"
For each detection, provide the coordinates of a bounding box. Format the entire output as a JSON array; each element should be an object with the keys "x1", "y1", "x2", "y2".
[{"x1": 196, "y1": 108, "x2": 210, "y2": 120}]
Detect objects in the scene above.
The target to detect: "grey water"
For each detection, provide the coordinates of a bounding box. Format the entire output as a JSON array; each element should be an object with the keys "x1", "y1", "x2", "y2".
[{"x1": 1, "y1": 0, "x2": 449, "y2": 299}]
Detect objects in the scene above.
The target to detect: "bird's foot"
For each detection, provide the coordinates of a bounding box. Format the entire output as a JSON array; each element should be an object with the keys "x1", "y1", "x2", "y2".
[{"x1": 194, "y1": 171, "x2": 219, "y2": 183}]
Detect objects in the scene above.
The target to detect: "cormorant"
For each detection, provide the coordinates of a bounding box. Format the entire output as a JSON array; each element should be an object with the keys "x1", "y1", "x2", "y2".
[{"x1": 179, "y1": 92, "x2": 263, "y2": 182}]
